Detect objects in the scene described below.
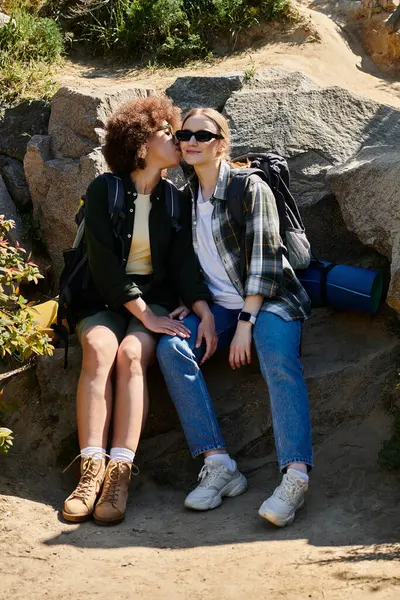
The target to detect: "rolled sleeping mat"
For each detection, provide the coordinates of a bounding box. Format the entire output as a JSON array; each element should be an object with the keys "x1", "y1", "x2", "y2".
[{"x1": 297, "y1": 260, "x2": 384, "y2": 314}]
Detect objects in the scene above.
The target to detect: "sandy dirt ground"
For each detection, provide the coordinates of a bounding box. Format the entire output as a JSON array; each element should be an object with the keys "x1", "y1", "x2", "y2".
[{"x1": 1, "y1": 409, "x2": 400, "y2": 600}]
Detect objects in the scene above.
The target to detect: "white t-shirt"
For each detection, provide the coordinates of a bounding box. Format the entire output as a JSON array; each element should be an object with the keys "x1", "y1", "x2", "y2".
[
  {"x1": 126, "y1": 193, "x2": 153, "y2": 275},
  {"x1": 196, "y1": 187, "x2": 244, "y2": 310}
]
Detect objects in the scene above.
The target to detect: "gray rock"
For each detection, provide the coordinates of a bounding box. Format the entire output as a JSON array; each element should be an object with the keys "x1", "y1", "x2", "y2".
[
  {"x1": 49, "y1": 85, "x2": 155, "y2": 159},
  {"x1": 24, "y1": 135, "x2": 107, "y2": 275},
  {"x1": 0, "y1": 174, "x2": 24, "y2": 244},
  {"x1": 327, "y1": 145, "x2": 400, "y2": 312},
  {"x1": 288, "y1": 151, "x2": 334, "y2": 205},
  {"x1": 2, "y1": 308, "x2": 399, "y2": 486},
  {"x1": 0, "y1": 12, "x2": 10, "y2": 27},
  {"x1": 0, "y1": 100, "x2": 50, "y2": 161},
  {"x1": 166, "y1": 73, "x2": 245, "y2": 114},
  {"x1": 300, "y1": 192, "x2": 390, "y2": 273},
  {"x1": 243, "y1": 68, "x2": 319, "y2": 93},
  {"x1": 1, "y1": 158, "x2": 31, "y2": 211},
  {"x1": 386, "y1": 5, "x2": 400, "y2": 32},
  {"x1": 225, "y1": 82, "x2": 400, "y2": 164}
]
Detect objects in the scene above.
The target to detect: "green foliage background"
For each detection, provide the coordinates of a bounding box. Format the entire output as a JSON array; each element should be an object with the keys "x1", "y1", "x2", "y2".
[
  {"x1": 0, "y1": 6, "x2": 64, "y2": 102},
  {"x1": 73, "y1": 0, "x2": 292, "y2": 64}
]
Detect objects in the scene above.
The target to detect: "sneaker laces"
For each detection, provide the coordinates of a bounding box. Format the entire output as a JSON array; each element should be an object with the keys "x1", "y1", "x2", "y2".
[
  {"x1": 63, "y1": 453, "x2": 107, "y2": 502},
  {"x1": 101, "y1": 461, "x2": 139, "y2": 506},
  {"x1": 275, "y1": 474, "x2": 305, "y2": 504},
  {"x1": 197, "y1": 463, "x2": 224, "y2": 488}
]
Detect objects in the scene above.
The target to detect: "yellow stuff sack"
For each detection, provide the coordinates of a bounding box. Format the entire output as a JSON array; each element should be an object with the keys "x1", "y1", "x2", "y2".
[{"x1": 26, "y1": 299, "x2": 59, "y2": 339}]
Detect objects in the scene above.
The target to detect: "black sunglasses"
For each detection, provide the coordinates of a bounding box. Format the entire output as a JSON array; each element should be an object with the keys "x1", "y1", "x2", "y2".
[{"x1": 175, "y1": 129, "x2": 224, "y2": 143}]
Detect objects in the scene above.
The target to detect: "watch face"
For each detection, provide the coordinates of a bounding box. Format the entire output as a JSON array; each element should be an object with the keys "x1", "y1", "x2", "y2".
[{"x1": 239, "y1": 311, "x2": 251, "y2": 322}]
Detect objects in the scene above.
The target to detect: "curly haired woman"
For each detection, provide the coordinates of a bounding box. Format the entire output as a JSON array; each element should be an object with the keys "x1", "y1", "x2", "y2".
[{"x1": 62, "y1": 97, "x2": 213, "y2": 526}]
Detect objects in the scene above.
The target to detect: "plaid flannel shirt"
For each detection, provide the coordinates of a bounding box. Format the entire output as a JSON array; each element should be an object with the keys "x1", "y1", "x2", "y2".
[{"x1": 190, "y1": 160, "x2": 311, "y2": 321}]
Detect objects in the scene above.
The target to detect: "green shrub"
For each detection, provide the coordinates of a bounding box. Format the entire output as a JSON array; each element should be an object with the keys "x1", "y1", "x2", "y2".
[
  {"x1": 0, "y1": 8, "x2": 63, "y2": 102},
  {"x1": 0, "y1": 216, "x2": 53, "y2": 361},
  {"x1": 0, "y1": 216, "x2": 54, "y2": 456},
  {"x1": 0, "y1": 9, "x2": 64, "y2": 62},
  {"x1": 56, "y1": 0, "x2": 291, "y2": 66},
  {"x1": 158, "y1": 33, "x2": 209, "y2": 64}
]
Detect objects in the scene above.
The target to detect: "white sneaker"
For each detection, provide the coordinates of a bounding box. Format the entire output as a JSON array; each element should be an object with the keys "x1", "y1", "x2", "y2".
[
  {"x1": 184, "y1": 460, "x2": 248, "y2": 511},
  {"x1": 258, "y1": 470, "x2": 308, "y2": 527}
]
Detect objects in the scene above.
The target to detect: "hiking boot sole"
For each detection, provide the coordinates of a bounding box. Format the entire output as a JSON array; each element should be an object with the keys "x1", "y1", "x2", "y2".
[
  {"x1": 93, "y1": 514, "x2": 126, "y2": 526},
  {"x1": 62, "y1": 509, "x2": 93, "y2": 523}
]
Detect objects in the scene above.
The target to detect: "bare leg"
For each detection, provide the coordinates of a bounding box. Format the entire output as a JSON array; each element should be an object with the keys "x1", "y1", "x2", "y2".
[
  {"x1": 77, "y1": 326, "x2": 120, "y2": 449},
  {"x1": 112, "y1": 332, "x2": 156, "y2": 452}
]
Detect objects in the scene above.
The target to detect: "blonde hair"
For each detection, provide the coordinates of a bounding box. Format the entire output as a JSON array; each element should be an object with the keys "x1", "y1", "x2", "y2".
[{"x1": 182, "y1": 108, "x2": 231, "y2": 159}]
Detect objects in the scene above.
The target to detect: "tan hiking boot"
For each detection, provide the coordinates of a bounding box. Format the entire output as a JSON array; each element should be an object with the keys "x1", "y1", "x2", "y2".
[
  {"x1": 62, "y1": 455, "x2": 106, "y2": 523},
  {"x1": 93, "y1": 459, "x2": 136, "y2": 526}
]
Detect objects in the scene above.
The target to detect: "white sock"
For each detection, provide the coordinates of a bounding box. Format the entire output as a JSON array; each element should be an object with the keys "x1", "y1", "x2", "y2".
[
  {"x1": 288, "y1": 468, "x2": 309, "y2": 482},
  {"x1": 80, "y1": 446, "x2": 106, "y2": 458},
  {"x1": 205, "y1": 453, "x2": 236, "y2": 472},
  {"x1": 110, "y1": 447, "x2": 135, "y2": 463}
]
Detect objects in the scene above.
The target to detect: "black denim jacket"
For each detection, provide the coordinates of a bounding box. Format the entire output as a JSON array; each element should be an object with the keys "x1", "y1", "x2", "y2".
[{"x1": 79, "y1": 174, "x2": 210, "y2": 319}]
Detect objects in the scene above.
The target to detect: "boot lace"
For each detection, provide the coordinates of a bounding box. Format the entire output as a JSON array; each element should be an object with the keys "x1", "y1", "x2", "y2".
[
  {"x1": 102, "y1": 461, "x2": 139, "y2": 506},
  {"x1": 63, "y1": 453, "x2": 106, "y2": 502}
]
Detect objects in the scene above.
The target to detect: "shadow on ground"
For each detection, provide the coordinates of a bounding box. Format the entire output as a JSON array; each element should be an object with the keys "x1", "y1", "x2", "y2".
[{"x1": 2, "y1": 408, "x2": 400, "y2": 557}]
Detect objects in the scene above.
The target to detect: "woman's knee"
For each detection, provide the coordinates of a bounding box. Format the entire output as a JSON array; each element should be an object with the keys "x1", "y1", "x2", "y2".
[
  {"x1": 81, "y1": 327, "x2": 119, "y2": 373},
  {"x1": 156, "y1": 334, "x2": 186, "y2": 364},
  {"x1": 117, "y1": 335, "x2": 155, "y2": 375}
]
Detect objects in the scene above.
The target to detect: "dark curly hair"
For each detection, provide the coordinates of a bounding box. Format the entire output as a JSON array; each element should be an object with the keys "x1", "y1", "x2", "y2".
[{"x1": 103, "y1": 96, "x2": 181, "y2": 175}]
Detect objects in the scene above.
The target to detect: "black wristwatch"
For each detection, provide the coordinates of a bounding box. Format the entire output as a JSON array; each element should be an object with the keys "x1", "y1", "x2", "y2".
[{"x1": 238, "y1": 311, "x2": 257, "y2": 325}]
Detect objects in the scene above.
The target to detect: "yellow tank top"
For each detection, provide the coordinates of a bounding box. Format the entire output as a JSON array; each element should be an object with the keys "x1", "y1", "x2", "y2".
[{"x1": 125, "y1": 193, "x2": 153, "y2": 275}]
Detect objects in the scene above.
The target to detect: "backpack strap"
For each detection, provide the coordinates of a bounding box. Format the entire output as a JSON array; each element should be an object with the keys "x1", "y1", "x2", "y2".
[
  {"x1": 312, "y1": 261, "x2": 337, "y2": 305},
  {"x1": 163, "y1": 179, "x2": 182, "y2": 232},
  {"x1": 226, "y1": 168, "x2": 268, "y2": 227},
  {"x1": 226, "y1": 168, "x2": 268, "y2": 282},
  {"x1": 103, "y1": 173, "x2": 125, "y2": 236}
]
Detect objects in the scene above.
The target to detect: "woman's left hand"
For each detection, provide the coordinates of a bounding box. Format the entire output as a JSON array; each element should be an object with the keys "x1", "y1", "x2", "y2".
[
  {"x1": 169, "y1": 305, "x2": 191, "y2": 321},
  {"x1": 229, "y1": 322, "x2": 253, "y2": 369}
]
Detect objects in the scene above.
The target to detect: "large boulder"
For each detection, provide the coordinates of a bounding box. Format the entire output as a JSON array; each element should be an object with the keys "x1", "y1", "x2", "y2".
[
  {"x1": 166, "y1": 73, "x2": 245, "y2": 114},
  {"x1": 223, "y1": 71, "x2": 400, "y2": 204},
  {"x1": 299, "y1": 192, "x2": 389, "y2": 272},
  {"x1": 24, "y1": 135, "x2": 106, "y2": 275},
  {"x1": 225, "y1": 83, "x2": 400, "y2": 163},
  {"x1": 0, "y1": 100, "x2": 50, "y2": 161},
  {"x1": 49, "y1": 85, "x2": 155, "y2": 159},
  {"x1": 327, "y1": 146, "x2": 400, "y2": 312},
  {"x1": 2, "y1": 308, "x2": 399, "y2": 485}
]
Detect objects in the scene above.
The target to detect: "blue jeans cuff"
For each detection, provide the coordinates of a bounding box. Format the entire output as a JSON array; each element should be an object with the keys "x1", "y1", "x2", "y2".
[
  {"x1": 279, "y1": 457, "x2": 314, "y2": 473},
  {"x1": 191, "y1": 444, "x2": 227, "y2": 458}
]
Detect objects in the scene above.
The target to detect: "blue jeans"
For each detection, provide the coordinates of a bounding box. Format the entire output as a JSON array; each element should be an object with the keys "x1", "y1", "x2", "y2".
[{"x1": 156, "y1": 304, "x2": 313, "y2": 471}]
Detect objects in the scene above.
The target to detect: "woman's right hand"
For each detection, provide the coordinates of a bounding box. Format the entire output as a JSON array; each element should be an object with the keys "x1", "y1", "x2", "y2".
[
  {"x1": 169, "y1": 305, "x2": 191, "y2": 320},
  {"x1": 142, "y1": 313, "x2": 191, "y2": 338}
]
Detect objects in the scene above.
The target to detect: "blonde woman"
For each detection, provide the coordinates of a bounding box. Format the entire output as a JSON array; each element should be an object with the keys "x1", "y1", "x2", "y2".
[{"x1": 157, "y1": 108, "x2": 312, "y2": 527}]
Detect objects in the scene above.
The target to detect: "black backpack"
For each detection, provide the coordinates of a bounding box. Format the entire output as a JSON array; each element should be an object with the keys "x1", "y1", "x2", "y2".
[
  {"x1": 54, "y1": 173, "x2": 180, "y2": 366},
  {"x1": 228, "y1": 153, "x2": 311, "y2": 271}
]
